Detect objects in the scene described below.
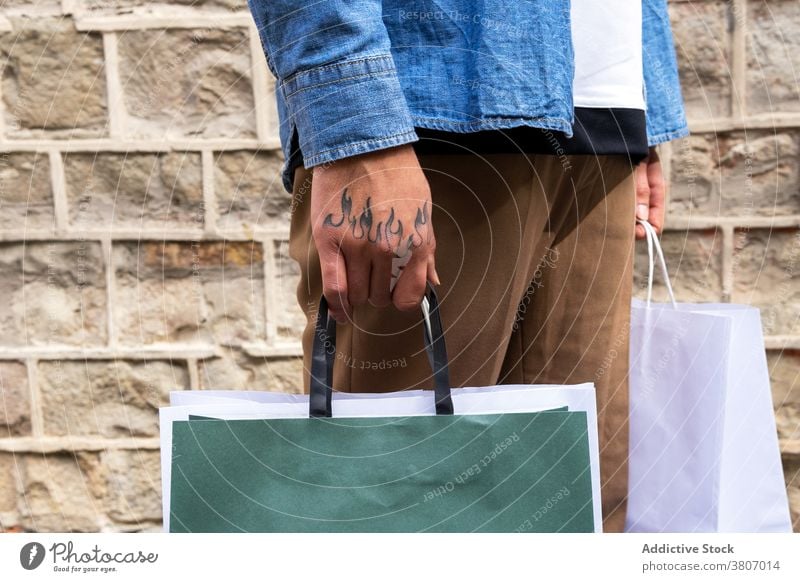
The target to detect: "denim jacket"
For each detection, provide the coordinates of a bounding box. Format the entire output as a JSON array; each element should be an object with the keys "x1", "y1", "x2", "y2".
[{"x1": 247, "y1": 0, "x2": 690, "y2": 192}]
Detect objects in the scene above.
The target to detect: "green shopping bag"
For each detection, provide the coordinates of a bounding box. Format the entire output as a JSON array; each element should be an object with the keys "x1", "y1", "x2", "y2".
[{"x1": 169, "y1": 284, "x2": 596, "y2": 532}]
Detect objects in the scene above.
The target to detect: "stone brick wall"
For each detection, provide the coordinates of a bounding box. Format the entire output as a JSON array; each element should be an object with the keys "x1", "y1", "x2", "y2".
[{"x1": 0, "y1": 0, "x2": 797, "y2": 532}]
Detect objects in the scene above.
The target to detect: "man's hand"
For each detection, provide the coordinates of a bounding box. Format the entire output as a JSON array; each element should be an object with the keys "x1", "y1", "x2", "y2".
[
  {"x1": 310, "y1": 144, "x2": 440, "y2": 324},
  {"x1": 634, "y1": 146, "x2": 666, "y2": 240}
]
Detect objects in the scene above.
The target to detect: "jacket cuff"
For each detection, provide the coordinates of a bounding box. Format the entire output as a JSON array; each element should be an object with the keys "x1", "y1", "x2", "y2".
[
  {"x1": 648, "y1": 124, "x2": 690, "y2": 147},
  {"x1": 281, "y1": 55, "x2": 419, "y2": 168}
]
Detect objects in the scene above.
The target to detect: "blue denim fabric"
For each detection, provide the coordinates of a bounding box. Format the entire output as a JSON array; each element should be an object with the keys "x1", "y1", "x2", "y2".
[
  {"x1": 247, "y1": 0, "x2": 689, "y2": 192},
  {"x1": 642, "y1": 0, "x2": 690, "y2": 146}
]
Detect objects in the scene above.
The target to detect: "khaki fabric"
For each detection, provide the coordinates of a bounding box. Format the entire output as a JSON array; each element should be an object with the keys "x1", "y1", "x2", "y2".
[{"x1": 288, "y1": 152, "x2": 636, "y2": 532}]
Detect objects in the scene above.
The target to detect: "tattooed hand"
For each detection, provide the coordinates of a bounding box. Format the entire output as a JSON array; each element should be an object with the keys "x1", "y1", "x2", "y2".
[{"x1": 310, "y1": 144, "x2": 440, "y2": 323}]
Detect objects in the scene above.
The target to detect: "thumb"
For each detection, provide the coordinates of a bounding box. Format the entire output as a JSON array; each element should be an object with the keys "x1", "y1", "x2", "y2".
[{"x1": 634, "y1": 160, "x2": 650, "y2": 239}]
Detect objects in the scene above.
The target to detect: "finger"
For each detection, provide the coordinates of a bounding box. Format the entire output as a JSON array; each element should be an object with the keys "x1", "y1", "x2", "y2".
[
  {"x1": 368, "y1": 251, "x2": 393, "y2": 308},
  {"x1": 392, "y1": 248, "x2": 428, "y2": 312},
  {"x1": 634, "y1": 160, "x2": 650, "y2": 240},
  {"x1": 319, "y1": 245, "x2": 351, "y2": 323},
  {"x1": 426, "y1": 230, "x2": 440, "y2": 285},
  {"x1": 647, "y1": 160, "x2": 666, "y2": 235},
  {"x1": 427, "y1": 254, "x2": 440, "y2": 286},
  {"x1": 345, "y1": 245, "x2": 371, "y2": 308}
]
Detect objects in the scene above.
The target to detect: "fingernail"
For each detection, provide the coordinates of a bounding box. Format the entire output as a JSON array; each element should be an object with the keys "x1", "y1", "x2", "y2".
[
  {"x1": 433, "y1": 268, "x2": 441, "y2": 286},
  {"x1": 636, "y1": 204, "x2": 649, "y2": 221}
]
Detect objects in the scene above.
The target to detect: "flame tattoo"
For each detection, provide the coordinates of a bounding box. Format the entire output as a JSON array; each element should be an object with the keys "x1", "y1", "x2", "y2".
[
  {"x1": 322, "y1": 189, "x2": 430, "y2": 254},
  {"x1": 322, "y1": 188, "x2": 352, "y2": 227}
]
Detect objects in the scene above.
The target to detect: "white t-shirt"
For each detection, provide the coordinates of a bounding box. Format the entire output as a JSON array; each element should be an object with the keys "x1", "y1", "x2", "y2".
[{"x1": 571, "y1": 0, "x2": 645, "y2": 110}]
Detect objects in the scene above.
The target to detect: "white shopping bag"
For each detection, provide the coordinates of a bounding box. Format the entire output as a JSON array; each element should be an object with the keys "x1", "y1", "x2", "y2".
[{"x1": 625, "y1": 220, "x2": 792, "y2": 532}]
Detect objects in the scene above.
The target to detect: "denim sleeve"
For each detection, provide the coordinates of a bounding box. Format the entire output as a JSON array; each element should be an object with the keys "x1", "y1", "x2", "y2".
[
  {"x1": 642, "y1": 0, "x2": 691, "y2": 146},
  {"x1": 246, "y1": 0, "x2": 418, "y2": 169}
]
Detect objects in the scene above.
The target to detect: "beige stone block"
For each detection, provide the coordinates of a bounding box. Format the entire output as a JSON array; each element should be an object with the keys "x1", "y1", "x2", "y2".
[
  {"x1": 0, "y1": 18, "x2": 107, "y2": 138},
  {"x1": 38, "y1": 360, "x2": 189, "y2": 437},
  {"x1": 732, "y1": 228, "x2": 800, "y2": 336},
  {"x1": 769, "y1": 349, "x2": 800, "y2": 442},
  {"x1": 102, "y1": 449, "x2": 162, "y2": 524},
  {"x1": 214, "y1": 151, "x2": 290, "y2": 230},
  {"x1": 748, "y1": 0, "x2": 800, "y2": 115},
  {"x1": 273, "y1": 240, "x2": 305, "y2": 340},
  {"x1": 18, "y1": 452, "x2": 104, "y2": 532},
  {"x1": 117, "y1": 28, "x2": 255, "y2": 139},
  {"x1": 0, "y1": 452, "x2": 21, "y2": 529},
  {"x1": 669, "y1": 132, "x2": 800, "y2": 217},
  {"x1": 668, "y1": 135, "x2": 717, "y2": 216},
  {"x1": 64, "y1": 152, "x2": 204, "y2": 229},
  {"x1": 0, "y1": 242, "x2": 107, "y2": 347},
  {"x1": 783, "y1": 456, "x2": 800, "y2": 533},
  {"x1": 0, "y1": 361, "x2": 31, "y2": 437},
  {"x1": 200, "y1": 350, "x2": 303, "y2": 393},
  {"x1": 670, "y1": 1, "x2": 732, "y2": 119},
  {"x1": 715, "y1": 132, "x2": 800, "y2": 217},
  {"x1": 0, "y1": 153, "x2": 53, "y2": 230},
  {"x1": 113, "y1": 241, "x2": 266, "y2": 345}
]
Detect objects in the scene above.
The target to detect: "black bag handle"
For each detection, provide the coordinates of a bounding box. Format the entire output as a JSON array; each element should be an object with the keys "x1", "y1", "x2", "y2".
[{"x1": 309, "y1": 281, "x2": 454, "y2": 417}]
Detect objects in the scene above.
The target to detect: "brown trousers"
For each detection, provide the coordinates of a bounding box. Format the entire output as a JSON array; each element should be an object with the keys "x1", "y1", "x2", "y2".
[{"x1": 288, "y1": 152, "x2": 636, "y2": 532}]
